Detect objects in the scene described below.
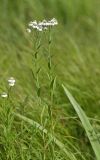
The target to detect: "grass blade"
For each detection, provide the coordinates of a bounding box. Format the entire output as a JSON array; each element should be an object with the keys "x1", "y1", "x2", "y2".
[
  {"x1": 14, "y1": 113, "x2": 77, "y2": 160},
  {"x1": 62, "y1": 84, "x2": 100, "y2": 160}
]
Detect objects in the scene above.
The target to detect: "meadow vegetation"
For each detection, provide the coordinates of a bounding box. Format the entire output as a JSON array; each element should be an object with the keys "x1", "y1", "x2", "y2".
[{"x1": 0, "y1": 0, "x2": 100, "y2": 159}]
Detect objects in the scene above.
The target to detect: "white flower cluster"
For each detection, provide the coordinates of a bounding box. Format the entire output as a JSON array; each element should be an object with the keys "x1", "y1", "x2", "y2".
[
  {"x1": 27, "y1": 18, "x2": 58, "y2": 32},
  {"x1": 1, "y1": 92, "x2": 8, "y2": 98},
  {"x1": 8, "y1": 77, "x2": 16, "y2": 87},
  {"x1": 1, "y1": 77, "x2": 16, "y2": 98}
]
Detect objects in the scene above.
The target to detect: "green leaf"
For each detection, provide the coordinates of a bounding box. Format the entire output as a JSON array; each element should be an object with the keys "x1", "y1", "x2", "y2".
[
  {"x1": 62, "y1": 84, "x2": 100, "y2": 160},
  {"x1": 50, "y1": 77, "x2": 56, "y2": 91},
  {"x1": 37, "y1": 87, "x2": 41, "y2": 97},
  {"x1": 48, "y1": 60, "x2": 51, "y2": 70},
  {"x1": 36, "y1": 67, "x2": 41, "y2": 74}
]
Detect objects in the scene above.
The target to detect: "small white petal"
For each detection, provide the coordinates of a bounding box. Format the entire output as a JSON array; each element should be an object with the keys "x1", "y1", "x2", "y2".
[
  {"x1": 42, "y1": 20, "x2": 48, "y2": 26},
  {"x1": 50, "y1": 18, "x2": 58, "y2": 25},
  {"x1": 29, "y1": 20, "x2": 37, "y2": 26},
  {"x1": 37, "y1": 26, "x2": 43, "y2": 31},
  {"x1": 8, "y1": 77, "x2": 15, "y2": 83},
  {"x1": 43, "y1": 27, "x2": 48, "y2": 30},
  {"x1": 38, "y1": 21, "x2": 43, "y2": 26},
  {"x1": 32, "y1": 20, "x2": 37, "y2": 24},
  {"x1": 9, "y1": 82, "x2": 15, "y2": 86},
  {"x1": 32, "y1": 25, "x2": 38, "y2": 29},
  {"x1": 26, "y1": 28, "x2": 31, "y2": 33}
]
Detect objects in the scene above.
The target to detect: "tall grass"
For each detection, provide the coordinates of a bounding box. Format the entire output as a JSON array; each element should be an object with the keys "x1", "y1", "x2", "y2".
[{"x1": 0, "y1": 0, "x2": 100, "y2": 159}]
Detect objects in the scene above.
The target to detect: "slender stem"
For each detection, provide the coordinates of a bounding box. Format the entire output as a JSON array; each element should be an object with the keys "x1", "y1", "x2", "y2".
[
  {"x1": 33, "y1": 31, "x2": 47, "y2": 158},
  {"x1": 48, "y1": 27, "x2": 52, "y2": 80},
  {"x1": 47, "y1": 27, "x2": 56, "y2": 159},
  {"x1": 33, "y1": 31, "x2": 43, "y2": 98}
]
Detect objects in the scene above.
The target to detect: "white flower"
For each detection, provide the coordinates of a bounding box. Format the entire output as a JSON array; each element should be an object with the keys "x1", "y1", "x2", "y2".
[
  {"x1": 8, "y1": 77, "x2": 15, "y2": 83},
  {"x1": 32, "y1": 25, "x2": 38, "y2": 29},
  {"x1": 37, "y1": 25, "x2": 43, "y2": 31},
  {"x1": 38, "y1": 21, "x2": 43, "y2": 26},
  {"x1": 38, "y1": 20, "x2": 48, "y2": 30},
  {"x1": 44, "y1": 27, "x2": 48, "y2": 30},
  {"x1": 29, "y1": 20, "x2": 37, "y2": 26},
  {"x1": 8, "y1": 77, "x2": 15, "y2": 87},
  {"x1": 41, "y1": 20, "x2": 48, "y2": 26},
  {"x1": 29, "y1": 20, "x2": 38, "y2": 29},
  {"x1": 49, "y1": 18, "x2": 58, "y2": 26},
  {"x1": 9, "y1": 82, "x2": 15, "y2": 86},
  {"x1": 1, "y1": 92, "x2": 8, "y2": 98},
  {"x1": 26, "y1": 28, "x2": 31, "y2": 33},
  {"x1": 27, "y1": 18, "x2": 58, "y2": 32}
]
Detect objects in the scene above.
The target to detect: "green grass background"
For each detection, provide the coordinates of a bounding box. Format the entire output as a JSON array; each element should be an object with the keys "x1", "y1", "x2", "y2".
[{"x1": 0, "y1": 0, "x2": 100, "y2": 159}]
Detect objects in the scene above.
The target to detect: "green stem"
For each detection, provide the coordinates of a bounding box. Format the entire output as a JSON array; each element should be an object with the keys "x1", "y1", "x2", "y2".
[{"x1": 47, "y1": 27, "x2": 56, "y2": 159}]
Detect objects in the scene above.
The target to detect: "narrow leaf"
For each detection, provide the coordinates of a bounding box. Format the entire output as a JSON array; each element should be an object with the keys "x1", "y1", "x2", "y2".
[{"x1": 62, "y1": 84, "x2": 100, "y2": 160}]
